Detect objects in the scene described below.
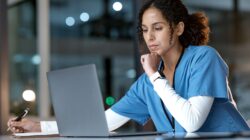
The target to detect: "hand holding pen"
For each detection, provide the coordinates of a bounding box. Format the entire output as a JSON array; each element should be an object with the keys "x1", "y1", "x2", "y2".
[
  {"x1": 7, "y1": 108, "x2": 30, "y2": 132},
  {"x1": 7, "y1": 107, "x2": 41, "y2": 133}
]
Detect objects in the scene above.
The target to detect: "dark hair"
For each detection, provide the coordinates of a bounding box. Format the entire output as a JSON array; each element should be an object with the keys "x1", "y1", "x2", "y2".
[{"x1": 137, "y1": 0, "x2": 210, "y2": 48}]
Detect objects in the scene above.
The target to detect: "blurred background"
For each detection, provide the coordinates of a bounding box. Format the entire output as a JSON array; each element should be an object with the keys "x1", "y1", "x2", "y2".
[{"x1": 1, "y1": 0, "x2": 250, "y2": 134}]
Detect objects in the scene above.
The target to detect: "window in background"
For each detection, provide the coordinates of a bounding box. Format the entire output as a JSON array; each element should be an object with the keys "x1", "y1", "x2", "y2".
[{"x1": 8, "y1": 1, "x2": 38, "y2": 116}]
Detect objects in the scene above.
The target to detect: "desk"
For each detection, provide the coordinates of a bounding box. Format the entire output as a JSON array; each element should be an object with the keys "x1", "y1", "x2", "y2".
[
  {"x1": 2, "y1": 132, "x2": 250, "y2": 140},
  {"x1": 0, "y1": 135, "x2": 160, "y2": 140}
]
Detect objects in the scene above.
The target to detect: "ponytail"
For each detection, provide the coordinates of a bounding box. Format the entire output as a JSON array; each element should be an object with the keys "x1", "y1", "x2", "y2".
[{"x1": 180, "y1": 12, "x2": 210, "y2": 47}]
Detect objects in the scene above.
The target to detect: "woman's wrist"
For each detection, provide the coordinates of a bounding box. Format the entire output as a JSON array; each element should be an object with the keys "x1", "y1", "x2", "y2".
[
  {"x1": 149, "y1": 71, "x2": 162, "y2": 83},
  {"x1": 147, "y1": 69, "x2": 158, "y2": 77}
]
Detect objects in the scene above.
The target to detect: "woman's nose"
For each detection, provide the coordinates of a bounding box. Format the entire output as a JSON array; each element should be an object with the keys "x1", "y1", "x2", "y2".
[{"x1": 147, "y1": 30, "x2": 155, "y2": 41}]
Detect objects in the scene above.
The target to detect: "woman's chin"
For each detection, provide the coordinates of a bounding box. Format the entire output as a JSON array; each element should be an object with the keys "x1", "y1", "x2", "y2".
[
  {"x1": 149, "y1": 49, "x2": 157, "y2": 53},
  {"x1": 149, "y1": 50, "x2": 161, "y2": 55}
]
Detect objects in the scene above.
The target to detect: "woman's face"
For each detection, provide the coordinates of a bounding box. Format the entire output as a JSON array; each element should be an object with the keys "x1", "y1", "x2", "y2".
[{"x1": 141, "y1": 7, "x2": 179, "y2": 55}]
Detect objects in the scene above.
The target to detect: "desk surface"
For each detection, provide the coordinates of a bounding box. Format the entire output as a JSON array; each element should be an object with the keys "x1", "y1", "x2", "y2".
[
  {"x1": 1, "y1": 135, "x2": 160, "y2": 140},
  {"x1": 2, "y1": 132, "x2": 250, "y2": 140}
]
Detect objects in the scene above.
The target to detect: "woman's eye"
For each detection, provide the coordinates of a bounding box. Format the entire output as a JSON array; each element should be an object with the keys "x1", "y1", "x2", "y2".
[
  {"x1": 155, "y1": 27, "x2": 162, "y2": 31},
  {"x1": 142, "y1": 29, "x2": 148, "y2": 32}
]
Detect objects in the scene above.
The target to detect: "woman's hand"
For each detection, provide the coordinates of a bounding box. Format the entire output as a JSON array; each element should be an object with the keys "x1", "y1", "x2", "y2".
[
  {"x1": 140, "y1": 53, "x2": 161, "y2": 77},
  {"x1": 7, "y1": 118, "x2": 41, "y2": 133}
]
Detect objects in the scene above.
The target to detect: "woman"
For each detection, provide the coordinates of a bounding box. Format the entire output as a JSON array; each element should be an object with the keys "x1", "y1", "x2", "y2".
[{"x1": 8, "y1": 0, "x2": 250, "y2": 133}]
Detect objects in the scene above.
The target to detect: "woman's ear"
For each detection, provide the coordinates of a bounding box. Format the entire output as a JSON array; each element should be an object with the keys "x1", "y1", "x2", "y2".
[{"x1": 176, "y1": 22, "x2": 184, "y2": 36}]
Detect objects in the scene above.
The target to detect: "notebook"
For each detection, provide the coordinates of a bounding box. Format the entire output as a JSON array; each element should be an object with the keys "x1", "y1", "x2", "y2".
[{"x1": 47, "y1": 64, "x2": 165, "y2": 137}]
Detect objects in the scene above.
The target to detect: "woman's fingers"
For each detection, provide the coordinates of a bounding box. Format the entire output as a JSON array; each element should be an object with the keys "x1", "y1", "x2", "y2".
[
  {"x1": 11, "y1": 126, "x2": 24, "y2": 133},
  {"x1": 7, "y1": 118, "x2": 27, "y2": 133},
  {"x1": 140, "y1": 53, "x2": 160, "y2": 76},
  {"x1": 7, "y1": 118, "x2": 16, "y2": 127},
  {"x1": 11, "y1": 121, "x2": 23, "y2": 127}
]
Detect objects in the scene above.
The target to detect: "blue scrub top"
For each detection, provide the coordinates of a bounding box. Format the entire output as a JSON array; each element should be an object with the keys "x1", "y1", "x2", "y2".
[{"x1": 111, "y1": 46, "x2": 250, "y2": 132}]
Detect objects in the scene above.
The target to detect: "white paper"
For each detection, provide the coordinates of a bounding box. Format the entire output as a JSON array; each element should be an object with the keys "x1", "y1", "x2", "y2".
[{"x1": 13, "y1": 131, "x2": 59, "y2": 137}]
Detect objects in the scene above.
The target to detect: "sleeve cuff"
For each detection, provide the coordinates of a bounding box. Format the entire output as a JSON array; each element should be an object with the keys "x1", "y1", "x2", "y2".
[{"x1": 149, "y1": 71, "x2": 163, "y2": 83}]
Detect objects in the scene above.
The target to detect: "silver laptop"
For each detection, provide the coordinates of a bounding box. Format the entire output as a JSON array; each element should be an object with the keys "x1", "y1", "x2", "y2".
[{"x1": 47, "y1": 64, "x2": 165, "y2": 137}]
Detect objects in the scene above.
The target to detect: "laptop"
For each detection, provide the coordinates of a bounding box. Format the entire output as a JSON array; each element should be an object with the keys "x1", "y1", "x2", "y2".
[{"x1": 47, "y1": 64, "x2": 165, "y2": 137}]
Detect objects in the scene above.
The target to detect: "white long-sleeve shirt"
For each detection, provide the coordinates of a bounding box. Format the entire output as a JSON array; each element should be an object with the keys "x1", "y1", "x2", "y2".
[
  {"x1": 41, "y1": 72, "x2": 214, "y2": 133},
  {"x1": 149, "y1": 72, "x2": 214, "y2": 132},
  {"x1": 41, "y1": 108, "x2": 130, "y2": 133}
]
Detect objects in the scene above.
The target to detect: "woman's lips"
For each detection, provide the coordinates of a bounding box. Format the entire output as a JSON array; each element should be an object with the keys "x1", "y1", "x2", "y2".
[{"x1": 148, "y1": 45, "x2": 158, "y2": 50}]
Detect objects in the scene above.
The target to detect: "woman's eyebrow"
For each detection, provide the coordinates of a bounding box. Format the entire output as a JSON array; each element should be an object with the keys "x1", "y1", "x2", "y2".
[
  {"x1": 152, "y1": 22, "x2": 165, "y2": 26},
  {"x1": 141, "y1": 22, "x2": 166, "y2": 27}
]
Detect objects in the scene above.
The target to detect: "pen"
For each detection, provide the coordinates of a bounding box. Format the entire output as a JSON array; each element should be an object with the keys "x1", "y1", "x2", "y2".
[{"x1": 7, "y1": 108, "x2": 30, "y2": 131}]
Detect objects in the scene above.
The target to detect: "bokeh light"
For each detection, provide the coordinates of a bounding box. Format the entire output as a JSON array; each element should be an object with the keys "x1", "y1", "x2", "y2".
[
  {"x1": 22, "y1": 90, "x2": 36, "y2": 102},
  {"x1": 112, "y1": 2, "x2": 123, "y2": 11},
  {"x1": 65, "y1": 17, "x2": 75, "y2": 26}
]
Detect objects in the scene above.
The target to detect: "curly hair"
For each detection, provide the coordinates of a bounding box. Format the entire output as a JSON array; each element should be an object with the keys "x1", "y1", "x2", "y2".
[{"x1": 137, "y1": 0, "x2": 210, "y2": 48}]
